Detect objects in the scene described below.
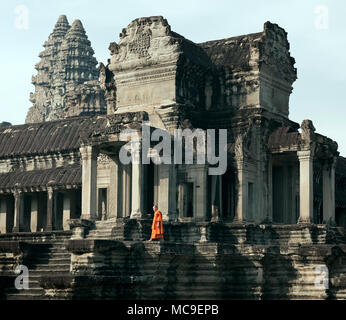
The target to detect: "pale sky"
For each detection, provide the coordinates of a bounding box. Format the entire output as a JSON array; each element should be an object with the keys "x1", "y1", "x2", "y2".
[{"x1": 0, "y1": 0, "x2": 345, "y2": 154}]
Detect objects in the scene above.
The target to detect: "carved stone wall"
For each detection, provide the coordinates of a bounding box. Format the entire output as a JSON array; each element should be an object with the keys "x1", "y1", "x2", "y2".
[
  {"x1": 106, "y1": 16, "x2": 211, "y2": 113},
  {"x1": 200, "y1": 21, "x2": 296, "y2": 118}
]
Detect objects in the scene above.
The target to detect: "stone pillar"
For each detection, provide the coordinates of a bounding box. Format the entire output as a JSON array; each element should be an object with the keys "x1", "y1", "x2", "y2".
[
  {"x1": 158, "y1": 164, "x2": 177, "y2": 221},
  {"x1": 116, "y1": 163, "x2": 131, "y2": 218},
  {"x1": 30, "y1": 195, "x2": 38, "y2": 232},
  {"x1": 53, "y1": 192, "x2": 58, "y2": 229},
  {"x1": 63, "y1": 193, "x2": 71, "y2": 231},
  {"x1": 13, "y1": 189, "x2": 24, "y2": 233},
  {"x1": 46, "y1": 187, "x2": 54, "y2": 231},
  {"x1": 124, "y1": 165, "x2": 131, "y2": 217},
  {"x1": 130, "y1": 161, "x2": 144, "y2": 219},
  {"x1": 297, "y1": 150, "x2": 314, "y2": 224},
  {"x1": 322, "y1": 157, "x2": 337, "y2": 224},
  {"x1": 234, "y1": 160, "x2": 246, "y2": 223},
  {"x1": 108, "y1": 157, "x2": 118, "y2": 220},
  {"x1": 0, "y1": 198, "x2": 7, "y2": 234},
  {"x1": 80, "y1": 145, "x2": 98, "y2": 220}
]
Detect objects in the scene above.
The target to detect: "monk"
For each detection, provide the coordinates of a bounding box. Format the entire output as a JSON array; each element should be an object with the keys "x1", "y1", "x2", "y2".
[{"x1": 149, "y1": 205, "x2": 164, "y2": 241}]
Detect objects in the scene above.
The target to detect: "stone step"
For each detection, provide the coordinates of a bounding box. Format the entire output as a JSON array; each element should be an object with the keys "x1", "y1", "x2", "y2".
[
  {"x1": 31, "y1": 252, "x2": 70, "y2": 257},
  {"x1": 87, "y1": 234, "x2": 114, "y2": 238},
  {"x1": 91, "y1": 228, "x2": 115, "y2": 232},
  {"x1": 26, "y1": 254, "x2": 70, "y2": 260},
  {"x1": 6, "y1": 286, "x2": 42, "y2": 293},
  {"x1": 28, "y1": 265, "x2": 70, "y2": 272},
  {"x1": 43, "y1": 249, "x2": 70, "y2": 254},
  {"x1": 25, "y1": 257, "x2": 71, "y2": 268},
  {"x1": 87, "y1": 231, "x2": 113, "y2": 236},
  {"x1": 6, "y1": 293, "x2": 45, "y2": 300}
]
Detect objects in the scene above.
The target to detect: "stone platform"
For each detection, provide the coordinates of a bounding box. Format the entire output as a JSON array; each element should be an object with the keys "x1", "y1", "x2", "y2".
[{"x1": 0, "y1": 222, "x2": 346, "y2": 300}]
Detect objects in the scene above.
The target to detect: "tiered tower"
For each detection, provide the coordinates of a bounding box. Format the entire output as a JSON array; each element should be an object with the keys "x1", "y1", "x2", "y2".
[
  {"x1": 27, "y1": 15, "x2": 70, "y2": 123},
  {"x1": 26, "y1": 16, "x2": 106, "y2": 123}
]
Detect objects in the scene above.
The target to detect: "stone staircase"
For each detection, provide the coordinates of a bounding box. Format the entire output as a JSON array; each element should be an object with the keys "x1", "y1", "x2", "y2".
[
  {"x1": 86, "y1": 220, "x2": 117, "y2": 240},
  {"x1": 3, "y1": 238, "x2": 71, "y2": 300}
]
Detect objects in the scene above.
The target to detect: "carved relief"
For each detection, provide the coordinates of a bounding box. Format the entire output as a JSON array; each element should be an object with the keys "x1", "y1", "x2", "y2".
[
  {"x1": 234, "y1": 122, "x2": 257, "y2": 161},
  {"x1": 97, "y1": 153, "x2": 112, "y2": 165},
  {"x1": 300, "y1": 119, "x2": 316, "y2": 152},
  {"x1": 128, "y1": 30, "x2": 151, "y2": 58},
  {"x1": 108, "y1": 16, "x2": 180, "y2": 72}
]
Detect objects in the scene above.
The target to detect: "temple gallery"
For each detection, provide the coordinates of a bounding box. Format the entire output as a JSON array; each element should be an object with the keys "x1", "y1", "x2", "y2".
[{"x1": 0, "y1": 15, "x2": 345, "y2": 300}]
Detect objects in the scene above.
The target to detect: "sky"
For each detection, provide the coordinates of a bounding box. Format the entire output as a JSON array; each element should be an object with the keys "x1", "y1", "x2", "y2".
[{"x1": 0, "y1": 0, "x2": 345, "y2": 154}]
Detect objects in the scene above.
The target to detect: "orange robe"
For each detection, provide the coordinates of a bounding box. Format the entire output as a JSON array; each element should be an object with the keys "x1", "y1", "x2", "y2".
[{"x1": 150, "y1": 210, "x2": 164, "y2": 240}]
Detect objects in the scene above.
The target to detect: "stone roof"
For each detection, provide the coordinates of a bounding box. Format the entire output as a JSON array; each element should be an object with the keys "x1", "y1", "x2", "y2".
[
  {"x1": 0, "y1": 165, "x2": 81, "y2": 190},
  {"x1": 199, "y1": 32, "x2": 262, "y2": 70},
  {"x1": 199, "y1": 21, "x2": 297, "y2": 83},
  {"x1": 0, "y1": 116, "x2": 106, "y2": 159},
  {"x1": 267, "y1": 127, "x2": 301, "y2": 151},
  {"x1": 0, "y1": 112, "x2": 149, "y2": 159},
  {"x1": 0, "y1": 122, "x2": 11, "y2": 129}
]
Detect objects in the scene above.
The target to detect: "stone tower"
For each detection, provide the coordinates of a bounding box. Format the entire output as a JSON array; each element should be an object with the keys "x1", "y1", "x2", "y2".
[
  {"x1": 27, "y1": 15, "x2": 70, "y2": 123},
  {"x1": 26, "y1": 16, "x2": 106, "y2": 123}
]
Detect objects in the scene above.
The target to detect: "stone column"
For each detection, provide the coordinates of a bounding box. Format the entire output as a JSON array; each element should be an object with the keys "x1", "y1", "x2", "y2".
[
  {"x1": 63, "y1": 193, "x2": 71, "y2": 231},
  {"x1": 130, "y1": 161, "x2": 144, "y2": 219},
  {"x1": 130, "y1": 139, "x2": 146, "y2": 219},
  {"x1": 124, "y1": 165, "x2": 131, "y2": 217},
  {"x1": 46, "y1": 187, "x2": 54, "y2": 231},
  {"x1": 0, "y1": 197, "x2": 7, "y2": 234},
  {"x1": 80, "y1": 145, "x2": 98, "y2": 220},
  {"x1": 108, "y1": 156, "x2": 118, "y2": 220},
  {"x1": 322, "y1": 157, "x2": 337, "y2": 224},
  {"x1": 12, "y1": 189, "x2": 24, "y2": 233},
  {"x1": 234, "y1": 160, "x2": 246, "y2": 223},
  {"x1": 297, "y1": 150, "x2": 314, "y2": 224},
  {"x1": 158, "y1": 164, "x2": 177, "y2": 221},
  {"x1": 116, "y1": 163, "x2": 131, "y2": 218},
  {"x1": 53, "y1": 192, "x2": 58, "y2": 229},
  {"x1": 30, "y1": 195, "x2": 38, "y2": 232}
]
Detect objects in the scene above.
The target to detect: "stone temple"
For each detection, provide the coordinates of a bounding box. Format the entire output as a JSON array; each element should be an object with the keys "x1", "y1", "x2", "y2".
[{"x1": 0, "y1": 15, "x2": 346, "y2": 300}]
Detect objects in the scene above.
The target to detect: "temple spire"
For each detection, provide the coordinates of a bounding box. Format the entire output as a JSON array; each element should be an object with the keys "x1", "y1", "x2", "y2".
[
  {"x1": 26, "y1": 15, "x2": 105, "y2": 123},
  {"x1": 54, "y1": 18, "x2": 98, "y2": 86},
  {"x1": 51, "y1": 14, "x2": 70, "y2": 37}
]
